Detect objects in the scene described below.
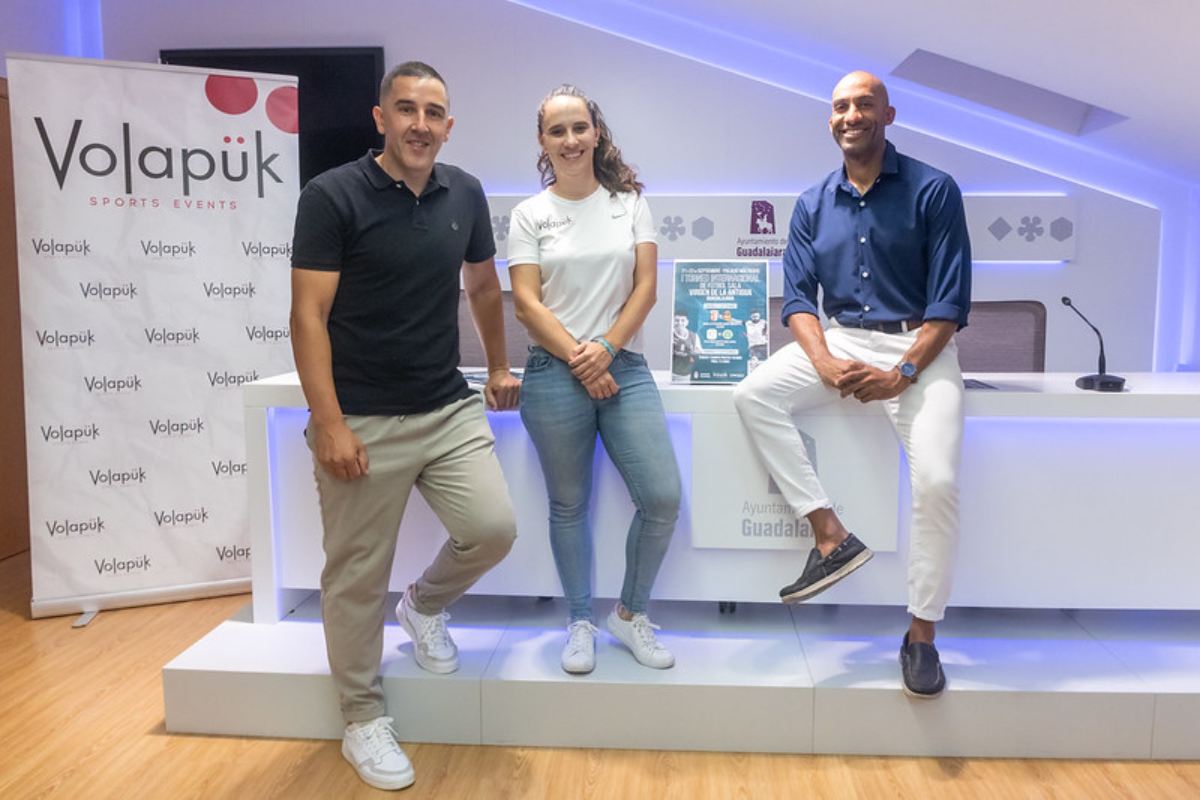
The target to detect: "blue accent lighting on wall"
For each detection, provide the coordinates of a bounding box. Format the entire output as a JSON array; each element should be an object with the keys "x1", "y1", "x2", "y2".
[{"x1": 61, "y1": 0, "x2": 104, "y2": 60}]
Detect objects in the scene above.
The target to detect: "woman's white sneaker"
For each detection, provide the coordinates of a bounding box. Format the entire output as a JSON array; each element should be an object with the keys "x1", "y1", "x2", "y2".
[
  {"x1": 605, "y1": 607, "x2": 675, "y2": 669},
  {"x1": 342, "y1": 716, "x2": 415, "y2": 790},
  {"x1": 561, "y1": 620, "x2": 598, "y2": 674}
]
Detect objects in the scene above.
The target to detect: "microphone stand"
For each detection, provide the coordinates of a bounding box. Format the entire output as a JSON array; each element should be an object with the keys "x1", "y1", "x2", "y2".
[{"x1": 1061, "y1": 297, "x2": 1125, "y2": 392}]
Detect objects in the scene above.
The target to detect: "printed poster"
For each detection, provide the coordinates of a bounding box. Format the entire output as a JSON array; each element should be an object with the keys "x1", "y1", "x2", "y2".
[
  {"x1": 8, "y1": 54, "x2": 299, "y2": 616},
  {"x1": 671, "y1": 259, "x2": 768, "y2": 384}
]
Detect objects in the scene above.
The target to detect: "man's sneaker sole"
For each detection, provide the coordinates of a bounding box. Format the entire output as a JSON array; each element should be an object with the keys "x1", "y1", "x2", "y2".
[
  {"x1": 341, "y1": 739, "x2": 415, "y2": 791},
  {"x1": 396, "y1": 602, "x2": 459, "y2": 675},
  {"x1": 780, "y1": 548, "x2": 874, "y2": 604}
]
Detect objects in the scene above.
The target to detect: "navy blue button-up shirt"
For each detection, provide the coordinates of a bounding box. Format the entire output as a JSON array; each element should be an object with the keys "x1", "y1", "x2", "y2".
[{"x1": 781, "y1": 141, "x2": 972, "y2": 330}]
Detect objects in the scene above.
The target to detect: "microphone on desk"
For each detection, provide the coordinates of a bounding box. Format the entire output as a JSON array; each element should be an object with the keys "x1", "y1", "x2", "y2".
[{"x1": 1060, "y1": 296, "x2": 1126, "y2": 392}]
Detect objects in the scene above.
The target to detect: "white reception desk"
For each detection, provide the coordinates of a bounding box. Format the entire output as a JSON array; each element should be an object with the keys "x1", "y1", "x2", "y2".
[{"x1": 246, "y1": 372, "x2": 1200, "y2": 622}]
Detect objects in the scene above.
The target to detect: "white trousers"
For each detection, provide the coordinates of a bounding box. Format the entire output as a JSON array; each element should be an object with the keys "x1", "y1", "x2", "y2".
[{"x1": 732, "y1": 323, "x2": 964, "y2": 621}]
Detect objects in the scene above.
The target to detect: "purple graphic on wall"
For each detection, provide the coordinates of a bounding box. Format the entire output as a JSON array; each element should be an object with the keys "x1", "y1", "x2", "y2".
[{"x1": 750, "y1": 200, "x2": 776, "y2": 235}]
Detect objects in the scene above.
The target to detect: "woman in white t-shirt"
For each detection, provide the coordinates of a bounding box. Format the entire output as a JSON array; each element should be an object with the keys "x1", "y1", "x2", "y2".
[{"x1": 507, "y1": 85, "x2": 681, "y2": 674}]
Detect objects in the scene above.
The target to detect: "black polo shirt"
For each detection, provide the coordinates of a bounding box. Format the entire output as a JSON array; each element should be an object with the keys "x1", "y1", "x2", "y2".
[{"x1": 291, "y1": 151, "x2": 496, "y2": 415}]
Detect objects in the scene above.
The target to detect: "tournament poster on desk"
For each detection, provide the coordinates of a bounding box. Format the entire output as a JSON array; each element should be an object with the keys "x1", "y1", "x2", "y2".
[{"x1": 670, "y1": 260, "x2": 769, "y2": 384}]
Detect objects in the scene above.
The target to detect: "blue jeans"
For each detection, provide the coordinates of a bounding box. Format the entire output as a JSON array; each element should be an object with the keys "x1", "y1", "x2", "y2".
[{"x1": 520, "y1": 347, "x2": 681, "y2": 621}]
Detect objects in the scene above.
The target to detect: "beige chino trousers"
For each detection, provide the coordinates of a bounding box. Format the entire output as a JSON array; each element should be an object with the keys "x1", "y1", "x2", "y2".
[{"x1": 306, "y1": 394, "x2": 517, "y2": 722}]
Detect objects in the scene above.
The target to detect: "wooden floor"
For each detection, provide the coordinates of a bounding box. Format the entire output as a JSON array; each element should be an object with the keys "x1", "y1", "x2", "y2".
[{"x1": 2, "y1": 551, "x2": 1198, "y2": 800}]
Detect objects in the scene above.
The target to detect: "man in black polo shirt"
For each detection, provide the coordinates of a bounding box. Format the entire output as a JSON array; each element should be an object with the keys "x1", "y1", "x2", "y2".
[{"x1": 290, "y1": 61, "x2": 519, "y2": 791}]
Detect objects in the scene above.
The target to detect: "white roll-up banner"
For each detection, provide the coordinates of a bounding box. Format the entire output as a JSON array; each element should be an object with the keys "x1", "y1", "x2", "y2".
[{"x1": 7, "y1": 55, "x2": 299, "y2": 617}]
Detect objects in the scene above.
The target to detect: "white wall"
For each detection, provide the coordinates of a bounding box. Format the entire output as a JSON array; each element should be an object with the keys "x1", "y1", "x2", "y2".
[
  {"x1": 5, "y1": 0, "x2": 1173, "y2": 372},
  {"x1": 0, "y1": 0, "x2": 71, "y2": 75}
]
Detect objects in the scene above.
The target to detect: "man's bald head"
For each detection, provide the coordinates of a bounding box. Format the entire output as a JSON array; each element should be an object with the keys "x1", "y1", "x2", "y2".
[
  {"x1": 832, "y1": 71, "x2": 889, "y2": 108},
  {"x1": 829, "y1": 70, "x2": 894, "y2": 162}
]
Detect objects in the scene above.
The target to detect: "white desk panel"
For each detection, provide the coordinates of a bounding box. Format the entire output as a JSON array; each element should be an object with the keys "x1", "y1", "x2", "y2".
[{"x1": 247, "y1": 373, "x2": 1200, "y2": 621}]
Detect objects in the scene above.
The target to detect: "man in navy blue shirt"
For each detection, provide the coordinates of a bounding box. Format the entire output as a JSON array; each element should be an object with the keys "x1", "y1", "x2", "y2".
[{"x1": 734, "y1": 71, "x2": 971, "y2": 698}]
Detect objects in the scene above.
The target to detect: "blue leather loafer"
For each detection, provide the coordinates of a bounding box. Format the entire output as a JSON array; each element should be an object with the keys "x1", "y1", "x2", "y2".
[{"x1": 900, "y1": 632, "x2": 946, "y2": 698}]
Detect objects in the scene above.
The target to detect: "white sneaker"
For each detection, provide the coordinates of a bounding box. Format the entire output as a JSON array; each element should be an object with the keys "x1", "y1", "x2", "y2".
[
  {"x1": 342, "y1": 716, "x2": 415, "y2": 790},
  {"x1": 396, "y1": 589, "x2": 459, "y2": 674},
  {"x1": 605, "y1": 606, "x2": 675, "y2": 669},
  {"x1": 561, "y1": 620, "x2": 598, "y2": 674}
]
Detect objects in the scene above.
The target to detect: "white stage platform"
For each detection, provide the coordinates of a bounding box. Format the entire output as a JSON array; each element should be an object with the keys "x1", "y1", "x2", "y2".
[{"x1": 164, "y1": 596, "x2": 1200, "y2": 759}]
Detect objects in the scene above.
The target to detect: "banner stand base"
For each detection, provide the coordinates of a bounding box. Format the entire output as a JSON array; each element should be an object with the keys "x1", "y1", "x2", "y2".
[
  {"x1": 31, "y1": 578, "x2": 250, "y2": 619},
  {"x1": 72, "y1": 610, "x2": 98, "y2": 628}
]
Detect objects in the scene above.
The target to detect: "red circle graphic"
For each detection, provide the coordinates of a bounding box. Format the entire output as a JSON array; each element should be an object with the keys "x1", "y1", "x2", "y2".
[
  {"x1": 266, "y1": 86, "x2": 299, "y2": 134},
  {"x1": 205, "y1": 75, "x2": 258, "y2": 115}
]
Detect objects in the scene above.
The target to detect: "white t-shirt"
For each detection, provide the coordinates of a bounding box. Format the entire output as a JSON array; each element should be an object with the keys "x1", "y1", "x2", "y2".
[
  {"x1": 507, "y1": 185, "x2": 656, "y2": 354},
  {"x1": 746, "y1": 318, "x2": 769, "y2": 347}
]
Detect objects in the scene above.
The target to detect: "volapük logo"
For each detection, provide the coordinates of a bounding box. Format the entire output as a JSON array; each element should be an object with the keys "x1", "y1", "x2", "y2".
[
  {"x1": 534, "y1": 215, "x2": 573, "y2": 232},
  {"x1": 83, "y1": 373, "x2": 142, "y2": 394},
  {"x1": 35, "y1": 122, "x2": 284, "y2": 198},
  {"x1": 32, "y1": 73, "x2": 297, "y2": 199},
  {"x1": 94, "y1": 554, "x2": 152, "y2": 576},
  {"x1": 30, "y1": 237, "x2": 91, "y2": 257},
  {"x1": 89, "y1": 466, "x2": 148, "y2": 487},
  {"x1": 140, "y1": 239, "x2": 197, "y2": 258},
  {"x1": 36, "y1": 328, "x2": 95, "y2": 348},
  {"x1": 207, "y1": 368, "x2": 260, "y2": 388},
  {"x1": 79, "y1": 281, "x2": 138, "y2": 301},
  {"x1": 148, "y1": 416, "x2": 205, "y2": 437},
  {"x1": 154, "y1": 506, "x2": 210, "y2": 528},
  {"x1": 144, "y1": 326, "x2": 200, "y2": 346},
  {"x1": 45, "y1": 515, "x2": 105, "y2": 538},
  {"x1": 40, "y1": 422, "x2": 100, "y2": 444},
  {"x1": 241, "y1": 240, "x2": 292, "y2": 259},
  {"x1": 211, "y1": 459, "x2": 247, "y2": 478},
  {"x1": 203, "y1": 280, "x2": 256, "y2": 300},
  {"x1": 245, "y1": 325, "x2": 289, "y2": 343},
  {"x1": 215, "y1": 544, "x2": 251, "y2": 562}
]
